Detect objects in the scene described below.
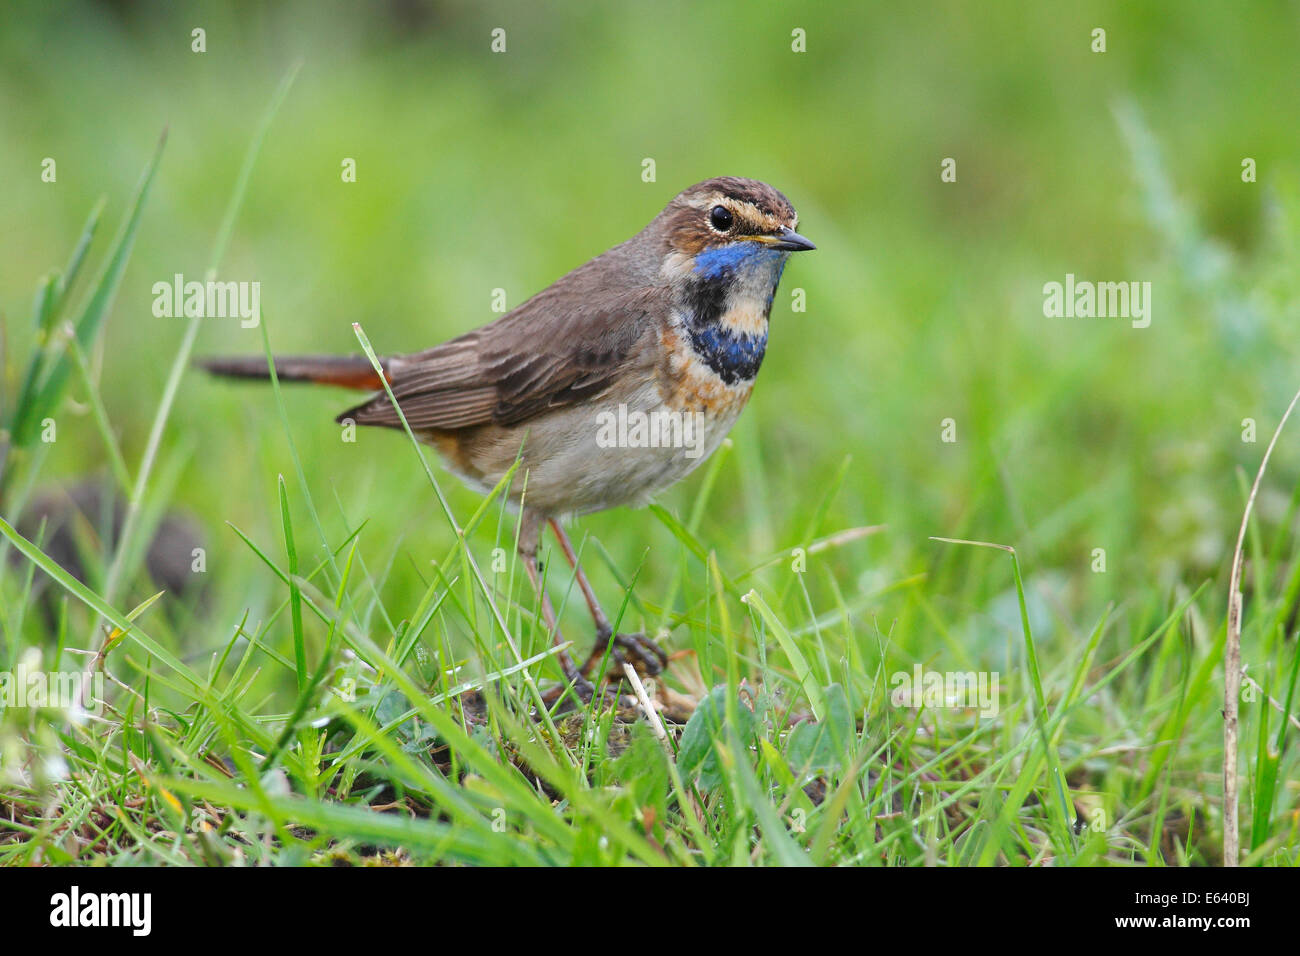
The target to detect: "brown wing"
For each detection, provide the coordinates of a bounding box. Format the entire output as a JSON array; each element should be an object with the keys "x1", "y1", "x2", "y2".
[{"x1": 338, "y1": 285, "x2": 659, "y2": 432}]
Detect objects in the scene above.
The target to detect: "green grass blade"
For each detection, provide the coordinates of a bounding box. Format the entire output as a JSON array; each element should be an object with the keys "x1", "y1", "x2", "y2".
[
  {"x1": 278, "y1": 475, "x2": 308, "y2": 690},
  {"x1": 15, "y1": 134, "x2": 165, "y2": 449},
  {"x1": 104, "y1": 63, "x2": 300, "y2": 606}
]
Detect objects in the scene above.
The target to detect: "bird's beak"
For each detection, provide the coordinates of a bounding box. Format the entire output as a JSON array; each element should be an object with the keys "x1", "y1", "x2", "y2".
[{"x1": 747, "y1": 225, "x2": 816, "y2": 252}]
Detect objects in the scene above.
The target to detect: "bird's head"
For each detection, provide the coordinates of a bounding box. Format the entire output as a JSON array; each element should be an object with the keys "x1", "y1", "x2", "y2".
[{"x1": 657, "y1": 177, "x2": 815, "y2": 284}]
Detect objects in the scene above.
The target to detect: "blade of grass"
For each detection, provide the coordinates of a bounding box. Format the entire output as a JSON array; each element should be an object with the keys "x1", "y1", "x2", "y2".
[
  {"x1": 931, "y1": 536, "x2": 1076, "y2": 861},
  {"x1": 742, "y1": 587, "x2": 826, "y2": 720},
  {"x1": 1225, "y1": 383, "x2": 1300, "y2": 866},
  {"x1": 104, "y1": 62, "x2": 300, "y2": 606},
  {"x1": 278, "y1": 475, "x2": 307, "y2": 690},
  {"x1": 63, "y1": 327, "x2": 132, "y2": 496},
  {"x1": 16, "y1": 137, "x2": 165, "y2": 452},
  {"x1": 350, "y1": 322, "x2": 560, "y2": 734}
]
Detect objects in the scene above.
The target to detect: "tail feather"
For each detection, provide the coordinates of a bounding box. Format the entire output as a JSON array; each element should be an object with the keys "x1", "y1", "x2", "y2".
[{"x1": 197, "y1": 354, "x2": 391, "y2": 391}]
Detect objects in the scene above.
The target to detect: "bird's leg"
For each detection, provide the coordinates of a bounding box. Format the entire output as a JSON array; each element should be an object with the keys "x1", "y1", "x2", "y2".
[
  {"x1": 516, "y1": 510, "x2": 594, "y2": 705},
  {"x1": 546, "y1": 518, "x2": 668, "y2": 680}
]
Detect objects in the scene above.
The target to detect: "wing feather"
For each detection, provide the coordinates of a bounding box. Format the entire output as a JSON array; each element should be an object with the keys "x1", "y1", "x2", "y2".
[{"x1": 338, "y1": 285, "x2": 659, "y2": 431}]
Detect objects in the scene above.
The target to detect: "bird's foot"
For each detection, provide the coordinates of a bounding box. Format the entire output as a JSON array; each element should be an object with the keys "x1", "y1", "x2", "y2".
[
  {"x1": 538, "y1": 631, "x2": 668, "y2": 715},
  {"x1": 541, "y1": 671, "x2": 637, "y2": 714},
  {"x1": 581, "y1": 629, "x2": 669, "y2": 682}
]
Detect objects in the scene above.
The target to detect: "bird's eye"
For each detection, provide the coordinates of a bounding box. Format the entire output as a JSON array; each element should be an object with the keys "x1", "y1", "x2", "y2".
[{"x1": 709, "y1": 205, "x2": 734, "y2": 232}]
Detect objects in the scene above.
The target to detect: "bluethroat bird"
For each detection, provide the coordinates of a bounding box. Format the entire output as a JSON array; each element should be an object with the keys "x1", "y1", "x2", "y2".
[{"x1": 200, "y1": 176, "x2": 815, "y2": 703}]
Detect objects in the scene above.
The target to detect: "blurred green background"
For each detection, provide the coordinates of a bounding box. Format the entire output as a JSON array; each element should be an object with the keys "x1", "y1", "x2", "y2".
[{"x1": 3, "y1": 0, "x2": 1299, "y2": 677}]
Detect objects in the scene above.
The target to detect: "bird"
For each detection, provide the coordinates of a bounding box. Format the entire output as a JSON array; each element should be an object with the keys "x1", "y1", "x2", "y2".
[{"x1": 199, "y1": 176, "x2": 815, "y2": 704}]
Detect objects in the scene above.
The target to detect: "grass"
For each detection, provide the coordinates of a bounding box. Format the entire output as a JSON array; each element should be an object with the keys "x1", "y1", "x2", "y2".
[{"x1": 2, "y1": 1, "x2": 1300, "y2": 867}]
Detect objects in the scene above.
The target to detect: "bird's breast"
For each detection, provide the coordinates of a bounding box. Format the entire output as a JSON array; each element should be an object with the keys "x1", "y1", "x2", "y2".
[
  {"x1": 657, "y1": 321, "x2": 756, "y2": 420},
  {"x1": 683, "y1": 311, "x2": 768, "y2": 386}
]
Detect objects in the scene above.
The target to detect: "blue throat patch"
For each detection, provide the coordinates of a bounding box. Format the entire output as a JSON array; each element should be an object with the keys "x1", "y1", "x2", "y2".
[
  {"x1": 692, "y1": 242, "x2": 786, "y2": 282},
  {"x1": 682, "y1": 244, "x2": 786, "y2": 385},
  {"x1": 694, "y1": 243, "x2": 760, "y2": 280},
  {"x1": 685, "y1": 321, "x2": 768, "y2": 385}
]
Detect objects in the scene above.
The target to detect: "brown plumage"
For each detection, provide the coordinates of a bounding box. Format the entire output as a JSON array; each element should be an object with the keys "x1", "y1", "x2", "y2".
[
  {"x1": 197, "y1": 354, "x2": 392, "y2": 391},
  {"x1": 338, "y1": 292, "x2": 656, "y2": 431},
  {"x1": 198, "y1": 176, "x2": 814, "y2": 704}
]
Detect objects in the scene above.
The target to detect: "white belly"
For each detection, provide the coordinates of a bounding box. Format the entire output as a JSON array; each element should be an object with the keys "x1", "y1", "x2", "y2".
[{"x1": 439, "y1": 377, "x2": 748, "y2": 516}]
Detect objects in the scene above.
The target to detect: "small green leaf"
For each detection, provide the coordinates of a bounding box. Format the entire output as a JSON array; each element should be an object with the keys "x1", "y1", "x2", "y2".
[
  {"x1": 678, "y1": 684, "x2": 757, "y2": 789},
  {"x1": 785, "y1": 683, "x2": 854, "y2": 774}
]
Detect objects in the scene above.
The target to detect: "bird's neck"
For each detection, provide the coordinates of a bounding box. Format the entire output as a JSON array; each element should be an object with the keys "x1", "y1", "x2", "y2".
[{"x1": 677, "y1": 244, "x2": 788, "y2": 386}]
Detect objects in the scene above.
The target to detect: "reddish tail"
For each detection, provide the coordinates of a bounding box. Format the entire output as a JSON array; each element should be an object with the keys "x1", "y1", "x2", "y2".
[{"x1": 197, "y1": 354, "x2": 391, "y2": 391}]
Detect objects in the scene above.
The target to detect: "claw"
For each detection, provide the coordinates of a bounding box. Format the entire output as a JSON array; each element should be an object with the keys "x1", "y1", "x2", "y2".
[
  {"x1": 541, "y1": 672, "x2": 636, "y2": 714},
  {"x1": 581, "y1": 631, "x2": 669, "y2": 681}
]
